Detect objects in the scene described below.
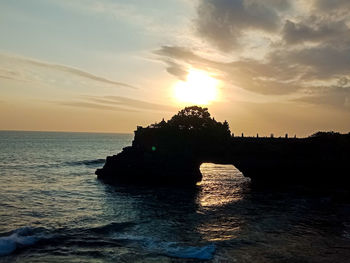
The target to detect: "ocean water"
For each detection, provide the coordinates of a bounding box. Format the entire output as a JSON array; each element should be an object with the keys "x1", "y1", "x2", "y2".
[{"x1": 0, "y1": 131, "x2": 349, "y2": 262}]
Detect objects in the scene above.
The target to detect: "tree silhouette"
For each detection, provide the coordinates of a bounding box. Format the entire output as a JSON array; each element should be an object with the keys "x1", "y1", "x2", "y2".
[
  {"x1": 168, "y1": 106, "x2": 215, "y2": 130},
  {"x1": 163, "y1": 106, "x2": 231, "y2": 140},
  {"x1": 136, "y1": 106, "x2": 231, "y2": 151}
]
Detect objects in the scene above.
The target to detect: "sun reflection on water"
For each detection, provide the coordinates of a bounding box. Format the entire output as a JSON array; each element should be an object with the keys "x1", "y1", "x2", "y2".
[
  {"x1": 199, "y1": 163, "x2": 248, "y2": 208},
  {"x1": 196, "y1": 163, "x2": 250, "y2": 241}
]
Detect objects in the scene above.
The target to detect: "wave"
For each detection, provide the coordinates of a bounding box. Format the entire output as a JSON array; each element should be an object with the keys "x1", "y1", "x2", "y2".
[
  {"x1": 113, "y1": 234, "x2": 216, "y2": 260},
  {"x1": 87, "y1": 222, "x2": 135, "y2": 234},
  {"x1": 0, "y1": 222, "x2": 132, "y2": 257},
  {"x1": 0, "y1": 224, "x2": 215, "y2": 259},
  {"x1": 5, "y1": 159, "x2": 106, "y2": 169},
  {"x1": 0, "y1": 227, "x2": 48, "y2": 256},
  {"x1": 64, "y1": 159, "x2": 105, "y2": 167}
]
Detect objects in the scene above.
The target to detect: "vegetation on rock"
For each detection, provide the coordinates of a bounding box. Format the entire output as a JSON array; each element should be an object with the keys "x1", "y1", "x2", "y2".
[
  {"x1": 133, "y1": 106, "x2": 231, "y2": 153},
  {"x1": 150, "y1": 106, "x2": 230, "y2": 134}
]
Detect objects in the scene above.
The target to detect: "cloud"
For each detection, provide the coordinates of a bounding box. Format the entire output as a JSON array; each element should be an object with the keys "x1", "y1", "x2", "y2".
[
  {"x1": 267, "y1": 44, "x2": 350, "y2": 82},
  {"x1": 59, "y1": 101, "x2": 138, "y2": 112},
  {"x1": 155, "y1": 46, "x2": 301, "y2": 95},
  {"x1": 0, "y1": 53, "x2": 137, "y2": 89},
  {"x1": 313, "y1": 0, "x2": 350, "y2": 13},
  {"x1": 154, "y1": 0, "x2": 350, "y2": 109},
  {"x1": 262, "y1": 0, "x2": 291, "y2": 11},
  {"x1": 88, "y1": 96, "x2": 177, "y2": 112},
  {"x1": 26, "y1": 59, "x2": 137, "y2": 89},
  {"x1": 282, "y1": 19, "x2": 350, "y2": 46},
  {"x1": 165, "y1": 61, "x2": 188, "y2": 81},
  {"x1": 295, "y1": 86, "x2": 350, "y2": 111},
  {"x1": 195, "y1": 0, "x2": 287, "y2": 51},
  {"x1": 59, "y1": 95, "x2": 177, "y2": 113},
  {"x1": 155, "y1": 42, "x2": 350, "y2": 107}
]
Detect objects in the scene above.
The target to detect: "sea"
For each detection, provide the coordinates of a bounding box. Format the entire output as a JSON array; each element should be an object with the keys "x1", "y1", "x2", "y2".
[{"x1": 0, "y1": 131, "x2": 350, "y2": 262}]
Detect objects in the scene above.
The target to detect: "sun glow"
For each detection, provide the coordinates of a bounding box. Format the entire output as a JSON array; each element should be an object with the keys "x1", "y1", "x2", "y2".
[{"x1": 173, "y1": 69, "x2": 219, "y2": 105}]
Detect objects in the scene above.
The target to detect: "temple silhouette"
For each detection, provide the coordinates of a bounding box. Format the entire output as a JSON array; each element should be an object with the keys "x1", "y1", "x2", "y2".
[{"x1": 96, "y1": 106, "x2": 350, "y2": 187}]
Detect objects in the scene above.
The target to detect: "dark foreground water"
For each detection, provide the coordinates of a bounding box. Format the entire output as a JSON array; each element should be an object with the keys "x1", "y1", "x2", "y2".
[{"x1": 0, "y1": 131, "x2": 350, "y2": 262}]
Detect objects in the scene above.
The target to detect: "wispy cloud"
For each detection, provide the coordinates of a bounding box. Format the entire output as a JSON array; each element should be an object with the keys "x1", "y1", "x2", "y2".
[
  {"x1": 294, "y1": 83, "x2": 350, "y2": 111},
  {"x1": 59, "y1": 95, "x2": 177, "y2": 113},
  {"x1": 27, "y1": 59, "x2": 137, "y2": 89},
  {"x1": 59, "y1": 101, "x2": 138, "y2": 112},
  {"x1": 0, "y1": 53, "x2": 137, "y2": 89},
  {"x1": 95, "y1": 96, "x2": 177, "y2": 111}
]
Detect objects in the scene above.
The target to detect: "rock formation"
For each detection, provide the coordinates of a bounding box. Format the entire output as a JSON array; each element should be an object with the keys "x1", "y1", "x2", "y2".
[{"x1": 96, "y1": 107, "x2": 350, "y2": 187}]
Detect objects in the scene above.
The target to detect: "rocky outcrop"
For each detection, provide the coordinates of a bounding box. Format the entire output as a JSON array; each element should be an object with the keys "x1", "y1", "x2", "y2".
[
  {"x1": 96, "y1": 107, "x2": 350, "y2": 187},
  {"x1": 96, "y1": 106, "x2": 230, "y2": 185},
  {"x1": 227, "y1": 135, "x2": 350, "y2": 186},
  {"x1": 96, "y1": 145, "x2": 202, "y2": 185}
]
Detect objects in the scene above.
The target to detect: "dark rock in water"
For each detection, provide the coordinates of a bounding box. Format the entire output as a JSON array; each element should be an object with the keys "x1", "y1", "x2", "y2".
[
  {"x1": 96, "y1": 146, "x2": 202, "y2": 185},
  {"x1": 228, "y1": 134, "x2": 350, "y2": 187},
  {"x1": 96, "y1": 106, "x2": 230, "y2": 185},
  {"x1": 96, "y1": 106, "x2": 350, "y2": 187}
]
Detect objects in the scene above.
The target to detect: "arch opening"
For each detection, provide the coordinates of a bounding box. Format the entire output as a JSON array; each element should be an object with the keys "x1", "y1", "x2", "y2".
[
  {"x1": 199, "y1": 163, "x2": 247, "y2": 182},
  {"x1": 197, "y1": 163, "x2": 250, "y2": 208}
]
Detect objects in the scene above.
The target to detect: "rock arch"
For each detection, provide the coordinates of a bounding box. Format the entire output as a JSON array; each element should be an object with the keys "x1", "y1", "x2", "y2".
[{"x1": 96, "y1": 107, "x2": 350, "y2": 187}]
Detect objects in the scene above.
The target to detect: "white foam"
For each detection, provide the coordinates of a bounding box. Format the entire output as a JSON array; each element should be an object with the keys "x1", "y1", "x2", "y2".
[
  {"x1": 113, "y1": 234, "x2": 215, "y2": 259},
  {"x1": 0, "y1": 227, "x2": 40, "y2": 256}
]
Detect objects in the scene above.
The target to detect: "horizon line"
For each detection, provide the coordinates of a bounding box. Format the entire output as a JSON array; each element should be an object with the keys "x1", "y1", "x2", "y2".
[{"x1": 0, "y1": 129, "x2": 133, "y2": 135}]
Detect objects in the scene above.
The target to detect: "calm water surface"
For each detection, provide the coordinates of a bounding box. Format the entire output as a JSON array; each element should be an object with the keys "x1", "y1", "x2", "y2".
[{"x1": 0, "y1": 131, "x2": 349, "y2": 262}]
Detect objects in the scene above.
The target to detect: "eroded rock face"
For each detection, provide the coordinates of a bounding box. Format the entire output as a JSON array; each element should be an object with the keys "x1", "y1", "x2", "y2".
[
  {"x1": 96, "y1": 132, "x2": 350, "y2": 187},
  {"x1": 96, "y1": 107, "x2": 231, "y2": 185},
  {"x1": 96, "y1": 107, "x2": 350, "y2": 187},
  {"x1": 227, "y1": 135, "x2": 350, "y2": 186},
  {"x1": 96, "y1": 145, "x2": 202, "y2": 185},
  {"x1": 95, "y1": 128, "x2": 230, "y2": 185}
]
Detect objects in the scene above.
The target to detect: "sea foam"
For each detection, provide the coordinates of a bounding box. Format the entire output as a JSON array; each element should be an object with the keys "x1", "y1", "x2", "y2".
[
  {"x1": 0, "y1": 227, "x2": 43, "y2": 256},
  {"x1": 113, "y1": 234, "x2": 216, "y2": 259},
  {"x1": 65, "y1": 159, "x2": 105, "y2": 167}
]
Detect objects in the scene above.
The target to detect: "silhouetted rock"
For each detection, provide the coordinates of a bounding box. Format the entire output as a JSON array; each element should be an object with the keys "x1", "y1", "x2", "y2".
[
  {"x1": 96, "y1": 106, "x2": 230, "y2": 185},
  {"x1": 96, "y1": 106, "x2": 350, "y2": 188}
]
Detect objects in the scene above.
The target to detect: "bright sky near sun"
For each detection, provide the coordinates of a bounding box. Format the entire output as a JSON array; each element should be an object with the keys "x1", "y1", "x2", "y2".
[
  {"x1": 1, "y1": 0, "x2": 350, "y2": 136},
  {"x1": 174, "y1": 69, "x2": 219, "y2": 105}
]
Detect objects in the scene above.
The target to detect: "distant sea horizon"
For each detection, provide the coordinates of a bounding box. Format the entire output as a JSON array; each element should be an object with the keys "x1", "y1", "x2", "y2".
[
  {"x1": 2, "y1": 129, "x2": 349, "y2": 139},
  {"x1": 0, "y1": 129, "x2": 133, "y2": 135}
]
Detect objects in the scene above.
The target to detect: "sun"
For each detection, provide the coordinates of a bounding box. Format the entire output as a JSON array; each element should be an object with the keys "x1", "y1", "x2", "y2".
[{"x1": 173, "y1": 69, "x2": 219, "y2": 105}]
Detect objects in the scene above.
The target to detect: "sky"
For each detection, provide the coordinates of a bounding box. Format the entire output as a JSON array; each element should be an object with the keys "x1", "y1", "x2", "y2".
[{"x1": 1, "y1": 0, "x2": 350, "y2": 136}]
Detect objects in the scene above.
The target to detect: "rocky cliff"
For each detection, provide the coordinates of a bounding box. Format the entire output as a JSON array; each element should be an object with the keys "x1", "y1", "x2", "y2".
[{"x1": 96, "y1": 107, "x2": 350, "y2": 187}]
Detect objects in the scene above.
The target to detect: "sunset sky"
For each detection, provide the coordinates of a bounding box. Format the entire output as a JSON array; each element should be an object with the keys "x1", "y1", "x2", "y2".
[{"x1": 1, "y1": 0, "x2": 350, "y2": 136}]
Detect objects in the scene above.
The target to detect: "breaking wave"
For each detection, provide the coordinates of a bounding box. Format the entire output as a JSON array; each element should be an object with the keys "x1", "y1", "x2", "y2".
[
  {"x1": 113, "y1": 234, "x2": 216, "y2": 260},
  {"x1": 0, "y1": 224, "x2": 216, "y2": 260},
  {"x1": 0, "y1": 227, "x2": 48, "y2": 256},
  {"x1": 64, "y1": 159, "x2": 105, "y2": 167}
]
